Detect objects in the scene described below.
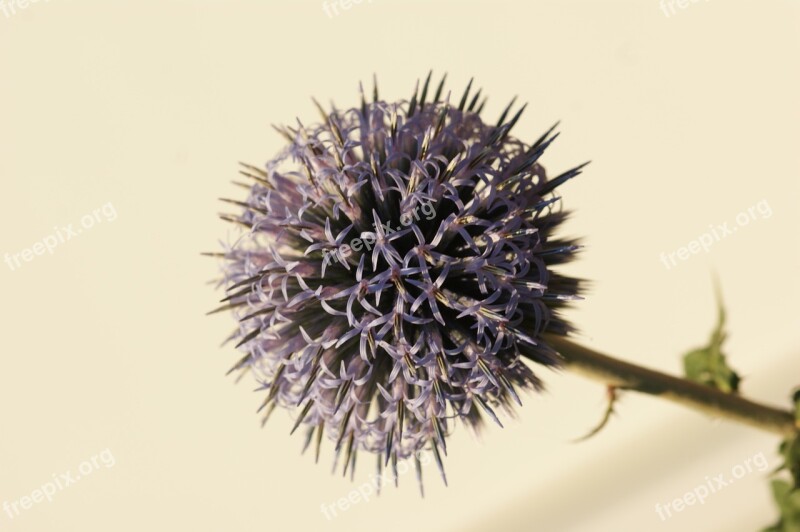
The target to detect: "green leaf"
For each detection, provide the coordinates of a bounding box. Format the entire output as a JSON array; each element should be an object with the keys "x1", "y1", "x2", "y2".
[
  {"x1": 786, "y1": 437, "x2": 800, "y2": 488},
  {"x1": 793, "y1": 389, "x2": 800, "y2": 427},
  {"x1": 772, "y1": 479, "x2": 794, "y2": 503},
  {"x1": 766, "y1": 479, "x2": 800, "y2": 532},
  {"x1": 682, "y1": 284, "x2": 741, "y2": 393},
  {"x1": 765, "y1": 434, "x2": 800, "y2": 531}
]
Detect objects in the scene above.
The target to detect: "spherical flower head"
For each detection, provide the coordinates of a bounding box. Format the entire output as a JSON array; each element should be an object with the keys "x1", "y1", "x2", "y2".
[{"x1": 213, "y1": 74, "x2": 586, "y2": 485}]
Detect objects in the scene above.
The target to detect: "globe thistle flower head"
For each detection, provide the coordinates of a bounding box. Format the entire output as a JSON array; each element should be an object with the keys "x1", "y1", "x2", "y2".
[{"x1": 212, "y1": 73, "x2": 585, "y2": 488}]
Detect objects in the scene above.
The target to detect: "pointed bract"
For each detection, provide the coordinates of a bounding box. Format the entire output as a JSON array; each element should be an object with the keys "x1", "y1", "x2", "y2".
[{"x1": 211, "y1": 74, "x2": 584, "y2": 488}]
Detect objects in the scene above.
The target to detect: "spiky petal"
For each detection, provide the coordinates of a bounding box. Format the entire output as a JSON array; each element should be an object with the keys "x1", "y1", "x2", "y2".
[{"x1": 212, "y1": 74, "x2": 585, "y2": 486}]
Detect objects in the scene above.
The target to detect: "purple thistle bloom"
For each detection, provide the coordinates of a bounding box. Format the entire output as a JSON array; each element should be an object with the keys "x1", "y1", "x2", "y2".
[{"x1": 211, "y1": 73, "x2": 586, "y2": 489}]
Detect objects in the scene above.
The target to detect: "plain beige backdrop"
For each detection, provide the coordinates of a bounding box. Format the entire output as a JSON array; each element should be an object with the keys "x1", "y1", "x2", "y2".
[{"x1": 1, "y1": 1, "x2": 799, "y2": 531}]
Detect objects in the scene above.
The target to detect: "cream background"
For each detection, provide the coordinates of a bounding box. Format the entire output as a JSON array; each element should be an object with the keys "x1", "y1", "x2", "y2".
[{"x1": 1, "y1": 1, "x2": 799, "y2": 531}]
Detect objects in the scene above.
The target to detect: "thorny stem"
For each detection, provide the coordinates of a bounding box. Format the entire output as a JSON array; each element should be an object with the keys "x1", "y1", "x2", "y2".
[{"x1": 546, "y1": 334, "x2": 798, "y2": 438}]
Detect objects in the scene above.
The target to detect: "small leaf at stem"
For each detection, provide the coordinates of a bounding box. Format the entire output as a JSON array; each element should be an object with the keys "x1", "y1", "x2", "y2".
[{"x1": 682, "y1": 284, "x2": 741, "y2": 393}]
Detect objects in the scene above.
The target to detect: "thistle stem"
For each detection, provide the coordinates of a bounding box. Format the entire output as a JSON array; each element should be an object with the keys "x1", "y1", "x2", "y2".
[{"x1": 546, "y1": 334, "x2": 798, "y2": 438}]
